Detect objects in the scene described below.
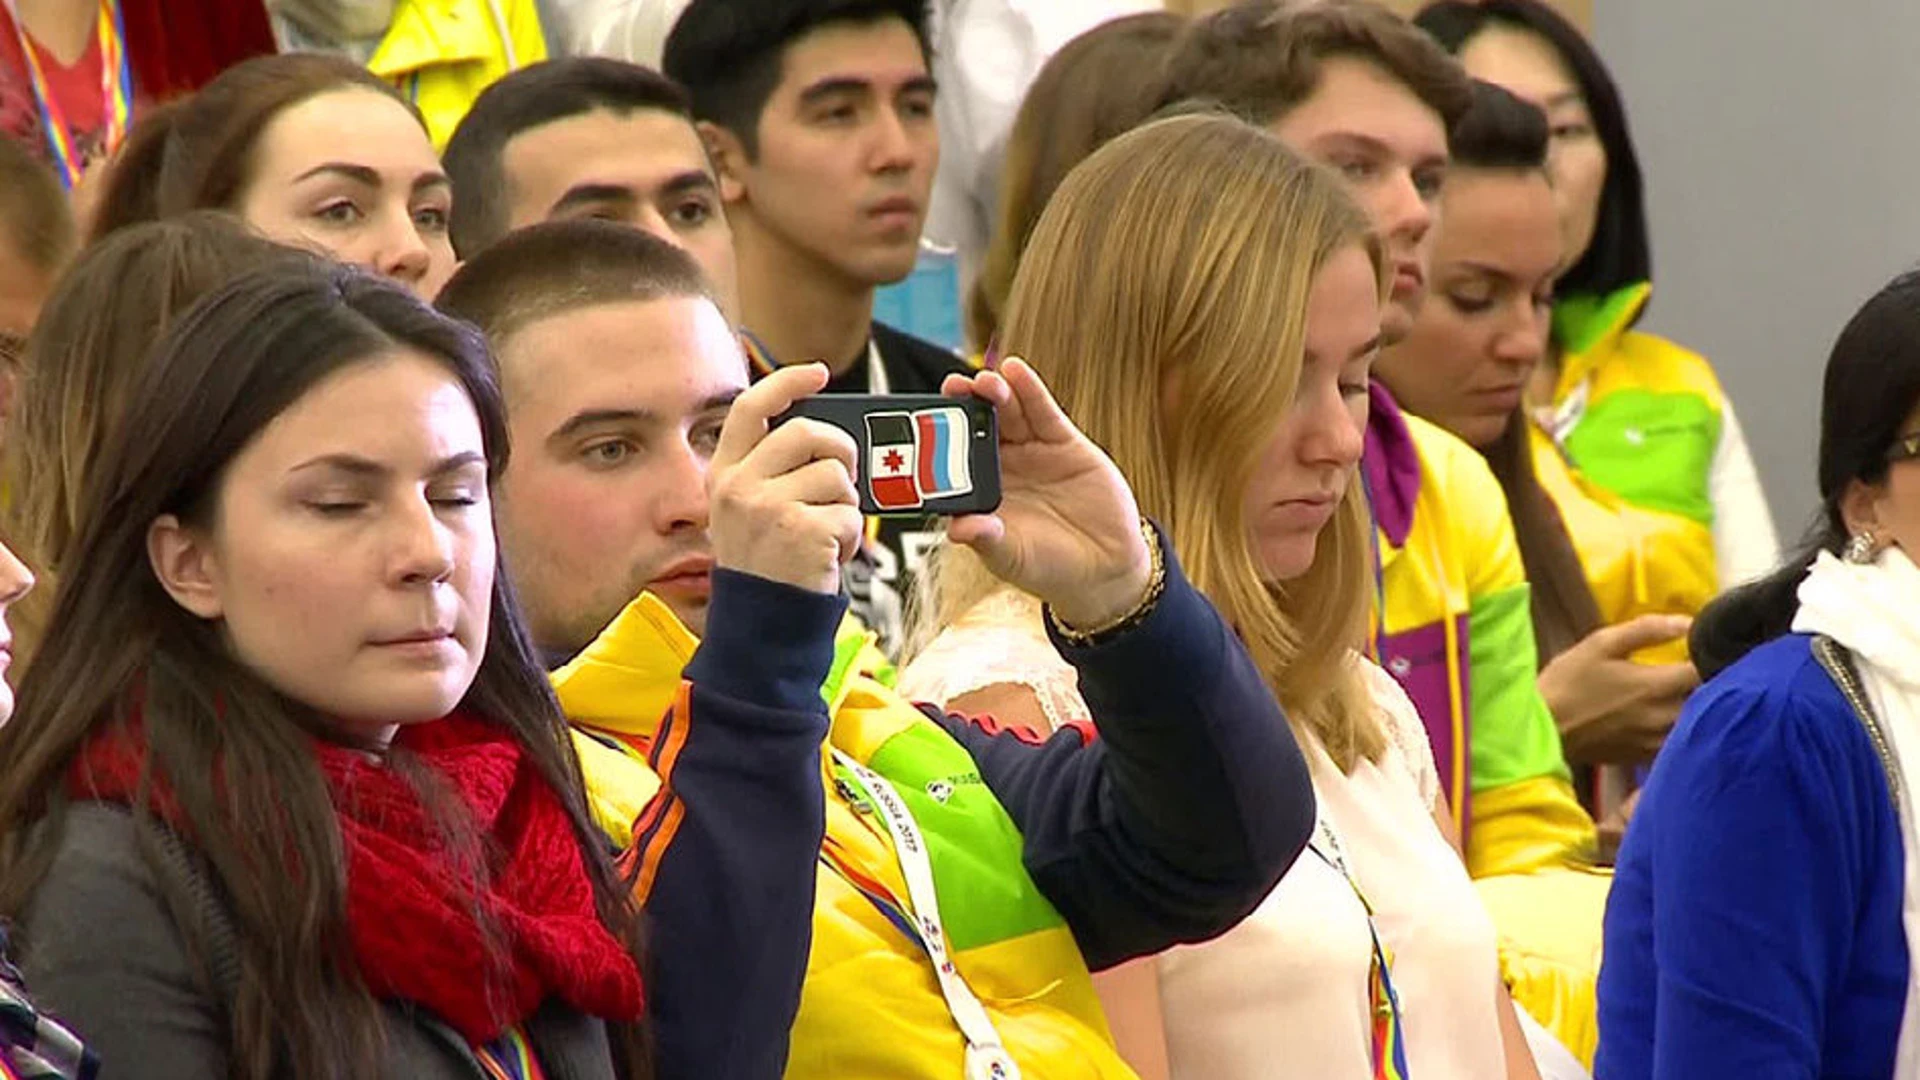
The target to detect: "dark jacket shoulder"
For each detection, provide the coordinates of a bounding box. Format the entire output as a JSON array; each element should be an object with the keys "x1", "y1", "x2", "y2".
[
  {"x1": 18, "y1": 803, "x2": 618, "y2": 1080},
  {"x1": 872, "y1": 321, "x2": 972, "y2": 394}
]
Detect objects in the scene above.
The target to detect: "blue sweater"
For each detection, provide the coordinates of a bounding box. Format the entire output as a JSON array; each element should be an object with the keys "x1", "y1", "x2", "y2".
[{"x1": 1597, "y1": 634, "x2": 1908, "y2": 1079}]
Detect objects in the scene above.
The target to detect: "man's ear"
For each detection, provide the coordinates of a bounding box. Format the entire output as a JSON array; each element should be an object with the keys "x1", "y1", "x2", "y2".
[
  {"x1": 147, "y1": 513, "x2": 224, "y2": 620},
  {"x1": 699, "y1": 120, "x2": 750, "y2": 206}
]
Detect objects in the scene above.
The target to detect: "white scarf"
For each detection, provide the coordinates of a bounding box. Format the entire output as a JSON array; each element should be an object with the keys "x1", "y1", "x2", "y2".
[{"x1": 1793, "y1": 546, "x2": 1920, "y2": 1077}]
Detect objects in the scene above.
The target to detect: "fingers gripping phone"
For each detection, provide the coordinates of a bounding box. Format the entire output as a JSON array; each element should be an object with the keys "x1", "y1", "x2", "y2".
[{"x1": 775, "y1": 394, "x2": 1002, "y2": 517}]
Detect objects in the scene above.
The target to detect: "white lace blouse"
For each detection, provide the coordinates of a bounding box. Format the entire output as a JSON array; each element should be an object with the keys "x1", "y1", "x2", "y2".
[{"x1": 900, "y1": 587, "x2": 1507, "y2": 1080}]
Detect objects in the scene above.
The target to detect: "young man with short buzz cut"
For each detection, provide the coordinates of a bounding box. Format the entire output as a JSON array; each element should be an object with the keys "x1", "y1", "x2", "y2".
[
  {"x1": 1161, "y1": 0, "x2": 1600, "y2": 882},
  {"x1": 664, "y1": 0, "x2": 967, "y2": 654},
  {"x1": 439, "y1": 218, "x2": 1320, "y2": 1080},
  {"x1": 443, "y1": 56, "x2": 741, "y2": 317}
]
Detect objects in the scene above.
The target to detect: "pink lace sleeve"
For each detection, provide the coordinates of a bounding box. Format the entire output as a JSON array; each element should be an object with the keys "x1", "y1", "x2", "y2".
[{"x1": 897, "y1": 589, "x2": 1094, "y2": 734}]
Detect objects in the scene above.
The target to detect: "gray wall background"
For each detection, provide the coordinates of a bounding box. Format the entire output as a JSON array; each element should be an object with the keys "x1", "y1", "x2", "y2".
[{"x1": 1592, "y1": 3, "x2": 1920, "y2": 544}]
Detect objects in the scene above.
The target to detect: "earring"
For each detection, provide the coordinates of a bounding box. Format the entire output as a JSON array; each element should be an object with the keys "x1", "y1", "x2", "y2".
[{"x1": 1846, "y1": 532, "x2": 1879, "y2": 564}]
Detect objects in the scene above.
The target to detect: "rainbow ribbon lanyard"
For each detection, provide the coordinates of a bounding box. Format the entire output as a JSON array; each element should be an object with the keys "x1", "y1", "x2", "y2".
[
  {"x1": 1308, "y1": 814, "x2": 1413, "y2": 1080},
  {"x1": 740, "y1": 330, "x2": 890, "y2": 392},
  {"x1": 8, "y1": 0, "x2": 132, "y2": 189},
  {"x1": 475, "y1": 1027, "x2": 543, "y2": 1080}
]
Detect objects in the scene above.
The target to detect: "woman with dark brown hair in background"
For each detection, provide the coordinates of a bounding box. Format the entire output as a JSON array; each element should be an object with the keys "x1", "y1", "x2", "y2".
[
  {"x1": 966, "y1": 10, "x2": 1184, "y2": 355},
  {"x1": 1417, "y1": 0, "x2": 1777, "y2": 658},
  {"x1": 1374, "y1": 78, "x2": 1704, "y2": 824},
  {"x1": 0, "y1": 261, "x2": 650, "y2": 1078},
  {"x1": 2, "y1": 212, "x2": 302, "y2": 678},
  {"x1": 0, "y1": 135, "x2": 74, "y2": 387},
  {"x1": 90, "y1": 52, "x2": 456, "y2": 297}
]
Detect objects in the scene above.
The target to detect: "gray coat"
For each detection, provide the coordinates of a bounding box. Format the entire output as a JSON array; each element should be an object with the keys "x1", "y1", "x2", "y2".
[{"x1": 18, "y1": 803, "x2": 624, "y2": 1079}]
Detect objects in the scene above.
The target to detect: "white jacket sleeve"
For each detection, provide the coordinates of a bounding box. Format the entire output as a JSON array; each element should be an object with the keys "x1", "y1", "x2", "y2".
[
  {"x1": 1710, "y1": 400, "x2": 1782, "y2": 587},
  {"x1": 266, "y1": 0, "x2": 395, "y2": 44},
  {"x1": 925, "y1": 0, "x2": 1159, "y2": 296},
  {"x1": 543, "y1": 0, "x2": 688, "y2": 64}
]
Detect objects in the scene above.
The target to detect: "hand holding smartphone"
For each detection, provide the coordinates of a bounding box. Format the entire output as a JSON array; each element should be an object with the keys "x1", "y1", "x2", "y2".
[{"x1": 773, "y1": 357, "x2": 1154, "y2": 636}]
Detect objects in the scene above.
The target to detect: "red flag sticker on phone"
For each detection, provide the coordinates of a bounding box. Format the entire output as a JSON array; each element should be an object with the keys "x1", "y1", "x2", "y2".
[{"x1": 864, "y1": 407, "x2": 975, "y2": 511}]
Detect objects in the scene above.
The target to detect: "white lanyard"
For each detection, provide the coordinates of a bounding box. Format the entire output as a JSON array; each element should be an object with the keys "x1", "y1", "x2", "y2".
[
  {"x1": 865, "y1": 338, "x2": 891, "y2": 394},
  {"x1": 1540, "y1": 371, "x2": 1590, "y2": 450},
  {"x1": 1307, "y1": 809, "x2": 1372, "y2": 914},
  {"x1": 831, "y1": 750, "x2": 1021, "y2": 1080}
]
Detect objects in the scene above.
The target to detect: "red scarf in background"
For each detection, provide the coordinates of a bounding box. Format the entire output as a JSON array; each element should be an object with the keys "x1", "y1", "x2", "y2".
[{"x1": 68, "y1": 710, "x2": 646, "y2": 1044}]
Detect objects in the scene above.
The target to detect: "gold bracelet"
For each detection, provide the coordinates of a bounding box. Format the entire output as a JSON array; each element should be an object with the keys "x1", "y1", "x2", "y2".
[{"x1": 1049, "y1": 517, "x2": 1166, "y2": 646}]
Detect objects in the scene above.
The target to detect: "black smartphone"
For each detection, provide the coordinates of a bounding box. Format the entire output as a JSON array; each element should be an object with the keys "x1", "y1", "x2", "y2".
[{"x1": 775, "y1": 394, "x2": 1002, "y2": 517}]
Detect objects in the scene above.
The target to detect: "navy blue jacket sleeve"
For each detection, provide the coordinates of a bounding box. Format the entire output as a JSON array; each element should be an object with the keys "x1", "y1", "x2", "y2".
[
  {"x1": 930, "y1": 526, "x2": 1316, "y2": 970},
  {"x1": 640, "y1": 569, "x2": 840, "y2": 1080}
]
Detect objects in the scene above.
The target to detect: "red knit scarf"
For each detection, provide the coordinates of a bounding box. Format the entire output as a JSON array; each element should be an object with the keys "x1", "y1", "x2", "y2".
[{"x1": 67, "y1": 711, "x2": 646, "y2": 1044}]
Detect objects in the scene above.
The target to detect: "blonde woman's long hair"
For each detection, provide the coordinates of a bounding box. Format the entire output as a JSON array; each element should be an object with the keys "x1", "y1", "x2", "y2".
[{"x1": 912, "y1": 112, "x2": 1388, "y2": 769}]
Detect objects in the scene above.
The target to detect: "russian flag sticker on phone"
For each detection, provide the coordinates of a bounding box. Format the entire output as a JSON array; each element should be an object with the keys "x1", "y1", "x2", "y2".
[{"x1": 864, "y1": 407, "x2": 975, "y2": 511}]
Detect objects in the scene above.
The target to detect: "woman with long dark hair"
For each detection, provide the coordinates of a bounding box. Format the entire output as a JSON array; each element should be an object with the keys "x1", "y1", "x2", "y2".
[
  {"x1": 1597, "y1": 271, "x2": 1920, "y2": 1077},
  {"x1": 1374, "y1": 79, "x2": 1705, "y2": 819},
  {"x1": 1417, "y1": 0, "x2": 1779, "y2": 599},
  {"x1": 0, "y1": 262, "x2": 648, "y2": 1078}
]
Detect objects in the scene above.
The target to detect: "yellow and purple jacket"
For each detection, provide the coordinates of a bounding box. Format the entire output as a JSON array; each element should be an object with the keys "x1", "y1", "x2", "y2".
[
  {"x1": 1362, "y1": 383, "x2": 1595, "y2": 878},
  {"x1": 1365, "y1": 385, "x2": 1609, "y2": 1063}
]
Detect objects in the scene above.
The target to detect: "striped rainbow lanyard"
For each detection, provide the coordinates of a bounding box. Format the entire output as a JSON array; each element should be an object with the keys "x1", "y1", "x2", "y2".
[
  {"x1": 475, "y1": 1027, "x2": 544, "y2": 1080},
  {"x1": 1308, "y1": 816, "x2": 1412, "y2": 1080},
  {"x1": 7, "y1": 0, "x2": 131, "y2": 189}
]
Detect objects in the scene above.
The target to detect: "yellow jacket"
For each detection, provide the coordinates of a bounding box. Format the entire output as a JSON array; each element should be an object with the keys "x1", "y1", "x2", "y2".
[
  {"x1": 552, "y1": 594, "x2": 1131, "y2": 1079},
  {"x1": 1529, "y1": 421, "x2": 1717, "y2": 667},
  {"x1": 1364, "y1": 390, "x2": 1595, "y2": 877},
  {"x1": 1546, "y1": 283, "x2": 1777, "y2": 593},
  {"x1": 369, "y1": 0, "x2": 547, "y2": 147}
]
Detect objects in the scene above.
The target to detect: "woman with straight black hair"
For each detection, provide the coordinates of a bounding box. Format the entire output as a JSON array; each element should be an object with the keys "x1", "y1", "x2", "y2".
[
  {"x1": 0, "y1": 262, "x2": 650, "y2": 1078},
  {"x1": 1416, "y1": 0, "x2": 1779, "y2": 606},
  {"x1": 1597, "y1": 270, "x2": 1920, "y2": 1077}
]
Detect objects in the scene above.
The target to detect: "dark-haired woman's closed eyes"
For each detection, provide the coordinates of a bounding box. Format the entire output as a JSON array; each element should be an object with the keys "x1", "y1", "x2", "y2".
[{"x1": 0, "y1": 266, "x2": 647, "y2": 1079}]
